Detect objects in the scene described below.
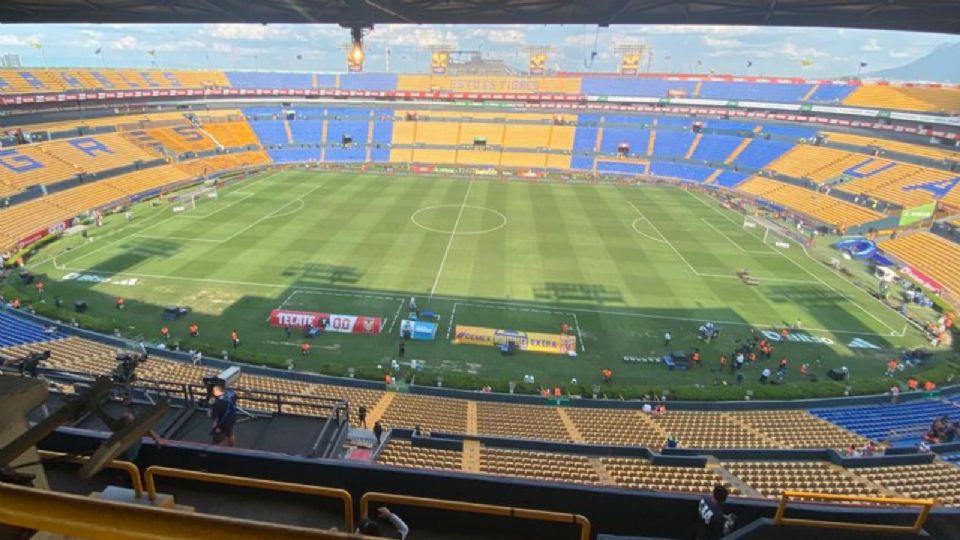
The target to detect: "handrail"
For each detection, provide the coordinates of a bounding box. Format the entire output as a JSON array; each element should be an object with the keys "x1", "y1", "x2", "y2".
[
  {"x1": 144, "y1": 466, "x2": 353, "y2": 531},
  {"x1": 38, "y1": 449, "x2": 144, "y2": 498},
  {"x1": 774, "y1": 490, "x2": 934, "y2": 534},
  {"x1": 360, "y1": 491, "x2": 591, "y2": 540},
  {"x1": 0, "y1": 482, "x2": 366, "y2": 540}
]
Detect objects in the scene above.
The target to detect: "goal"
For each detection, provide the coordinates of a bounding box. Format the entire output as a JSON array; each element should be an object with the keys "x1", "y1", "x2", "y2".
[
  {"x1": 167, "y1": 185, "x2": 218, "y2": 213},
  {"x1": 743, "y1": 215, "x2": 813, "y2": 250}
]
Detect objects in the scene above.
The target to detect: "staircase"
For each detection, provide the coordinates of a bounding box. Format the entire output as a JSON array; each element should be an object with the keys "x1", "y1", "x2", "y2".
[
  {"x1": 282, "y1": 119, "x2": 294, "y2": 145},
  {"x1": 685, "y1": 133, "x2": 703, "y2": 159},
  {"x1": 705, "y1": 169, "x2": 722, "y2": 184},
  {"x1": 589, "y1": 457, "x2": 616, "y2": 486},
  {"x1": 802, "y1": 84, "x2": 820, "y2": 102},
  {"x1": 365, "y1": 112, "x2": 375, "y2": 162},
  {"x1": 724, "y1": 138, "x2": 752, "y2": 164},
  {"x1": 365, "y1": 392, "x2": 396, "y2": 425},
  {"x1": 557, "y1": 409, "x2": 585, "y2": 443},
  {"x1": 462, "y1": 439, "x2": 481, "y2": 473},
  {"x1": 646, "y1": 130, "x2": 656, "y2": 157},
  {"x1": 466, "y1": 401, "x2": 478, "y2": 435},
  {"x1": 320, "y1": 117, "x2": 329, "y2": 161},
  {"x1": 693, "y1": 80, "x2": 703, "y2": 97}
]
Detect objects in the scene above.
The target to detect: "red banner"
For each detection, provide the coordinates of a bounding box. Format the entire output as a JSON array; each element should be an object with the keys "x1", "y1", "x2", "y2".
[{"x1": 268, "y1": 309, "x2": 382, "y2": 335}]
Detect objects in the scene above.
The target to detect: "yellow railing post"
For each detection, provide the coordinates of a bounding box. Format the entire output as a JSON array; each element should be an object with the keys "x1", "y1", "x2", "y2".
[
  {"x1": 38, "y1": 450, "x2": 144, "y2": 499},
  {"x1": 360, "y1": 491, "x2": 591, "y2": 540},
  {"x1": 775, "y1": 490, "x2": 935, "y2": 534},
  {"x1": 144, "y1": 466, "x2": 353, "y2": 531}
]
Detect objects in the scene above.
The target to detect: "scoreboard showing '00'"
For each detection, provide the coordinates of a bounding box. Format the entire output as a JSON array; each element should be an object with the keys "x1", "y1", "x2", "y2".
[{"x1": 268, "y1": 309, "x2": 382, "y2": 336}]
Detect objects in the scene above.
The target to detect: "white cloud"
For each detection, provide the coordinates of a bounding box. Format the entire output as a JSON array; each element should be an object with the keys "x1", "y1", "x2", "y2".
[
  {"x1": 861, "y1": 38, "x2": 882, "y2": 52},
  {"x1": 109, "y1": 35, "x2": 139, "y2": 50},
  {"x1": 484, "y1": 29, "x2": 527, "y2": 45},
  {"x1": 0, "y1": 34, "x2": 39, "y2": 47},
  {"x1": 207, "y1": 24, "x2": 293, "y2": 41},
  {"x1": 703, "y1": 36, "x2": 744, "y2": 48},
  {"x1": 779, "y1": 42, "x2": 828, "y2": 59},
  {"x1": 640, "y1": 25, "x2": 757, "y2": 36},
  {"x1": 888, "y1": 50, "x2": 913, "y2": 58}
]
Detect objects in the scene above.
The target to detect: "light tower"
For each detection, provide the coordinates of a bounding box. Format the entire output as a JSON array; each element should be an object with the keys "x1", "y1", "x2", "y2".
[
  {"x1": 521, "y1": 46, "x2": 556, "y2": 76},
  {"x1": 613, "y1": 44, "x2": 652, "y2": 75}
]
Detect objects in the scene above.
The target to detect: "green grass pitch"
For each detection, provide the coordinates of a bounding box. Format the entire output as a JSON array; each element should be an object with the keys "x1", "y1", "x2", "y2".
[{"x1": 20, "y1": 170, "x2": 936, "y2": 398}]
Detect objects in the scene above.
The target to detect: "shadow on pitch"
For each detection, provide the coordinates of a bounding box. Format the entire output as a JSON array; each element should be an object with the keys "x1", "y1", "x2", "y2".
[
  {"x1": 280, "y1": 263, "x2": 363, "y2": 285},
  {"x1": 532, "y1": 282, "x2": 625, "y2": 305}
]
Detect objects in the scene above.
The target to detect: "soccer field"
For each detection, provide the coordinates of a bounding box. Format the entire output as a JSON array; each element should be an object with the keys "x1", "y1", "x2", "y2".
[{"x1": 24, "y1": 170, "x2": 932, "y2": 397}]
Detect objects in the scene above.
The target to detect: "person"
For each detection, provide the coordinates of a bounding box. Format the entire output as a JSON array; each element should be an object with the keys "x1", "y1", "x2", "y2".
[
  {"x1": 209, "y1": 385, "x2": 238, "y2": 447},
  {"x1": 794, "y1": 318, "x2": 802, "y2": 330},
  {"x1": 189, "y1": 323, "x2": 199, "y2": 337},
  {"x1": 890, "y1": 385, "x2": 901, "y2": 404},
  {"x1": 230, "y1": 330, "x2": 240, "y2": 349},
  {"x1": 924, "y1": 380, "x2": 937, "y2": 392},
  {"x1": 357, "y1": 405, "x2": 368, "y2": 428},
  {"x1": 300, "y1": 342, "x2": 311, "y2": 355},
  {"x1": 191, "y1": 350, "x2": 202, "y2": 366},
  {"x1": 663, "y1": 330, "x2": 672, "y2": 347},
  {"x1": 602, "y1": 367, "x2": 612, "y2": 383},
  {"x1": 886, "y1": 359, "x2": 898, "y2": 376},
  {"x1": 691, "y1": 349, "x2": 701, "y2": 368},
  {"x1": 696, "y1": 485, "x2": 730, "y2": 540},
  {"x1": 398, "y1": 341, "x2": 405, "y2": 360},
  {"x1": 561, "y1": 323, "x2": 570, "y2": 335},
  {"x1": 373, "y1": 421, "x2": 383, "y2": 446},
  {"x1": 907, "y1": 377, "x2": 919, "y2": 391},
  {"x1": 845, "y1": 444, "x2": 862, "y2": 457},
  {"x1": 357, "y1": 507, "x2": 409, "y2": 540},
  {"x1": 413, "y1": 425, "x2": 422, "y2": 437},
  {"x1": 11, "y1": 297, "x2": 20, "y2": 309},
  {"x1": 779, "y1": 327, "x2": 789, "y2": 342},
  {"x1": 760, "y1": 367, "x2": 771, "y2": 384},
  {"x1": 160, "y1": 326, "x2": 170, "y2": 341},
  {"x1": 116, "y1": 297, "x2": 125, "y2": 310},
  {"x1": 285, "y1": 326, "x2": 292, "y2": 339},
  {"x1": 665, "y1": 434, "x2": 678, "y2": 449},
  {"x1": 35, "y1": 279, "x2": 44, "y2": 298}
]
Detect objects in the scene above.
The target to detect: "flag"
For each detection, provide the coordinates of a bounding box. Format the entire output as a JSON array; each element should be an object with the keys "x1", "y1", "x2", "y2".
[
  {"x1": 746, "y1": 60, "x2": 753, "y2": 68},
  {"x1": 296, "y1": 54, "x2": 302, "y2": 60},
  {"x1": 147, "y1": 49, "x2": 156, "y2": 57},
  {"x1": 30, "y1": 42, "x2": 42, "y2": 50},
  {"x1": 94, "y1": 47, "x2": 102, "y2": 55},
  {"x1": 800, "y1": 59, "x2": 813, "y2": 67},
  {"x1": 859, "y1": 61, "x2": 868, "y2": 68},
  {"x1": 696, "y1": 59, "x2": 703, "y2": 66}
]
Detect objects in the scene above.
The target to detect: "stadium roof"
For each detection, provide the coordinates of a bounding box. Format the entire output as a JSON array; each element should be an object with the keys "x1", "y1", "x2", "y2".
[{"x1": 1, "y1": 0, "x2": 959, "y2": 34}]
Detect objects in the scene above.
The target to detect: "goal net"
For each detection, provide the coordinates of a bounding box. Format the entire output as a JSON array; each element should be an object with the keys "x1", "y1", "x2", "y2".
[
  {"x1": 167, "y1": 186, "x2": 218, "y2": 213},
  {"x1": 743, "y1": 215, "x2": 813, "y2": 250}
]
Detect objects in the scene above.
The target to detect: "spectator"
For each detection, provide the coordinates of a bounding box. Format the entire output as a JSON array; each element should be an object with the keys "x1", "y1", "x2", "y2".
[
  {"x1": 209, "y1": 385, "x2": 238, "y2": 447},
  {"x1": 665, "y1": 434, "x2": 678, "y2": 449},
  {"x1": 889, "y1": 385, "x2": 900, "y2": 404},
  {"x1": 373, "y1": 421, "x2": 383, "y2": 446},
  {"x1": 601, "y1": 367, "x2": 612, "y2": 383},
  {"x1": 696, "y1": 485, "x2": 731, "y2": 540},
  {"x1": 844, "y1": 444, "x2": 862, "y2": 458},
  {"x1": 759, "y1": 368, "x2": 771, "y2": 384},
  {"x1": 413, "y1": 425, "x2": 422, "y2": 437},
  {"x1": 357, "y1": 507, "x2": 409, "y2": 539},
  {"x1": 663, "y1": 330, "x2": 672, "y2": 347},
  {"x1": 357, "y1": 405, "x2": 368, "y2": 428}
]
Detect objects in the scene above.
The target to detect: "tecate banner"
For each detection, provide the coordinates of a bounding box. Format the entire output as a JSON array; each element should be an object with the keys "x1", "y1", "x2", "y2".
[{"x1": 269, "y1": 309, "x2": 382, "y2": 335}]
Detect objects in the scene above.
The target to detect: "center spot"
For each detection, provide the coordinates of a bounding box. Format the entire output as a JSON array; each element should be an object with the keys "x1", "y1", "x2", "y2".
[{"x1": 411, "y1": 205, "x2": 508, "y2": 235}]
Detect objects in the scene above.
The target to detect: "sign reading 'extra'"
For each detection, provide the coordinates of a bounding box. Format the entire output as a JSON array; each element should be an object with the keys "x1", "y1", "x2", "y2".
[{"x1": 268, "y1": 309, "x2": 381, "y2": 336}]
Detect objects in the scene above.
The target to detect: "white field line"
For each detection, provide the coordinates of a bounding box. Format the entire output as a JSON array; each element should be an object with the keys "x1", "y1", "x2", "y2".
[
  {"x1": 685, "y1": 190, "x2": 903, "y2": 336},
  {"x1": 627, "y1": 200, "x2": 700, "y2": 276},
  {"x1": 386, "y1": 300, "x2": 405, "y2": 335},
  {"x1": 265, "y1": 290, "x2": 302, "y2": 322},
  {"x1": 631, "y1": 217, "x2": 669, "y2": 244},
  {"x1": 700, "y1": 218, "x2": 778, "y2": 255},
  {"x1": 47, "y1": 265, "x2": 909, "y2": 338},
  {"x1": 446, "y1": 302, "x2": 458, "y2": 340},
  {"x1": 572, "y1": 312, "x2": 585, "y2": 352},
  {"x1": 179, "y1": 192, "x2": 256, "y2": 220},
  {"x1": 429, "y1": 180, "x2": 473, "y2": 298}
]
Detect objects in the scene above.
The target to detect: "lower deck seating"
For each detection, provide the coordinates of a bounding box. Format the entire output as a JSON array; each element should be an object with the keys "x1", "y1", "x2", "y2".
[
  {"x1": 736, "y1": 177, "x2": 884, "y2": 227},
  {"x1": 378, "y1": 394, "x2": 468, "y2": 435},
  {"x1": 652, "y1": 412, "x2": 773, "y2": 448},
  {"x1": 855, "y1": 463, "x2": 960, "y2": 506},
  {"x1": 878, "y1": 233, "x2": 960, "y2": 295},
  {"x1": 4, "y1": 336, "x2": 121, "y2": 376},
  {"x1": 476, "y1": 402, "x2": 573, "y2": 442},
  {"x1": 825, "y1": 131, "x2": 960, "y2": 163},
  {"x1": 724, "y1": 461, "x2": 882, "y2": 499},
  {"x1": 732, "y1": 411, "x2": 869, "y2": 449},
  {"x1": 201, "y1": 122, "x2": 260, "y2": 147},
  {"x1": 810, "y1": 397, "x2": 960, "y2": 441},
  {"x1": 376, "y1": 438, "x2": 463, "y2": 472},
  {"x1": 0, "y1": 311, "x2": 64, "y2": 347},
  {"x1": 175, "y1": 151, "x2": 271, "y2": 177},
  {"x1": 602, "y1": 458, "x2": 731, "y2": 494},
  {"x1": 563, "y1": 408, "x2": 664, "y2": 447},
  {"x1": 480, "y1": 447, "x2": 599, "y2": 485}
]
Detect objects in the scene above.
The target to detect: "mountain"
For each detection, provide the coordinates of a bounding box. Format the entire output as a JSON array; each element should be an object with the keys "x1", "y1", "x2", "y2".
[{"x1": 862, "y1": 42, "x2": 960, "y2": 83}]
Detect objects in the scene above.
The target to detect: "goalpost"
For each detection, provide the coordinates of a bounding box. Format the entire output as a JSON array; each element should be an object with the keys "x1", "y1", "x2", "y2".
[
  {"x1": 743, "y1": 215, "x2": 813, "y2": 250},
  {"x1": 167, "y1": 185, "x2": 218, "y2": 213}
]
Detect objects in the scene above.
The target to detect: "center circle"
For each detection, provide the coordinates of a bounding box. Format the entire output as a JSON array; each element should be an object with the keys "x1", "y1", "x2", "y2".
[{"x1": 411, "y1": 205, "x2": 508, "y2": 235}]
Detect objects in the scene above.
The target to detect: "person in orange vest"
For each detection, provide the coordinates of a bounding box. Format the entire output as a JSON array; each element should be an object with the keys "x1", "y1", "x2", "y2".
[
  {"x1": 384, "y1": 373, "x2": 393, "y2": 385},
  {"x1": 719, "y1": 355, "x2": 728, "y2": 370},
  {"x1": 691, "y1": 349, "x2": 702, "y2": 367},
  {"x1": 561, "y1": 323, "x2": 570, "y2": 335},
  {"x1": 115, "y1": 297, "x2": 125, "y2": 310},
  {"x1": 230, "y1": 330, "x2": 240, "y2": 349},
  {"x1": 601, "y1": 367, "x2": 613, "y2": 383},
  {"x1": 160, "y1": 325, "x2": 170, "y2": 341},
  {"x1": 35, "y1": 279, "x2": 44, "y2": 298},
  {"x1": 886, "y1": 359, "x2": 898, "y2": 376},
  {"x1": 300, "y1": 341, "x2": 310, "y2": 355},
  {"x1": 189, "y1": 323, "x2": 199, "y2": 337},
  {"x1": 907, "y1": 378, "x2": 919, "y2": 391},
  {"x1": 553, "y1": 386, "x2": 562, "y2": 398},
  {"x1": 11, "y1": 297, "x2": 21, "y2": 309},
  {"x1": 924, "y1": 380, "x2": 936, "y2": 392},
  {"x1": 747, "y1": 351, "x2": 757, "y2": 364}
]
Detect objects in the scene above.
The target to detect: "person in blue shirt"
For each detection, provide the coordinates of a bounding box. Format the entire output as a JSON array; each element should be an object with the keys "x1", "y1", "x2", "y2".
[{"x1": 209, "y1": 385, "x2": 238, "y2": 447}]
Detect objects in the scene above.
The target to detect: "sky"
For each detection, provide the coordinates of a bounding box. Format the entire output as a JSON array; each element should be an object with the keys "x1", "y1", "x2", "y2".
[{"x1": 0, "y1": 23, "x2": 956, "y2": 79}]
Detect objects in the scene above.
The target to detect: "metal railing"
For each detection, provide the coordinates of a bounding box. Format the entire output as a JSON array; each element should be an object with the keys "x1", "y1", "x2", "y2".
[
  {"x1": 144, "y1": 466, "x2": 354, "y2": 531},
  {"x1": 38, "y1": 450, "x2": 144, "y2": 498},
  {"x1": 360, "y1": 491, "x2": 591, "y2": 540},
  {"x1": 774, "y1": 490, "x2": 934, "y2": 534},
  {"x1": 0, "y1": 482, "x2": 366, "y2": 540}
]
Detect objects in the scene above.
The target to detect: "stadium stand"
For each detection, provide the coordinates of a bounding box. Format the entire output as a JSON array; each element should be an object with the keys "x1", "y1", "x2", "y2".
[
  {"x1": 856, "y1": 463, "x2": 960, "y2": 506},
  {"x1": 601, "y1": 458, "x2": 732, "y2": 493},
  {"x1": 878, "y1": 232, "x2": 960, "y2": 294},
  {"x1": 175, "y1": 151, "x2": 272, "y2": 177},
  {"x1": 201, "y1": 121, "x2": 260, "y2": 147},
  {"x1": 699, "y1": 81, "x2": 813, "y2": 103},
  {"x1": 729, "y1": 139, "x2": 794, "y2": 170},
  {"x1": 479, "y1": 447, "x2": 600, "y2": 485},
  {"x1": 843, "y1": 85, "x2": 960, "y2": 114},
  {"x1": 767, "y1": 144, "x2": 871, "y2": 183},
  {"x1": 805, "y1": 84, "x2": 857, "y2": 103},
  {"x1": 825, "y1": 131, "x2": 960, "y2": 163},
  {"x1": 652, "y1": 411, "x2": 773, "y2": 448},
  {"x1": 131, "y1": 126, "x2": 220, "y2": 155},
  {"x1": 377, "y1": 438, "x2": 463, "y2": 472},
  {"x1": 0, "y1": 144, "x2": 81, "y2": 196},
  {"x1": 836, "y1": 161, "x2": 960, "y2": 208},
  {"x1": 563, "y1": 408, "x2": 665, "y2": 448},
  {"x1": 810, "y1": 398, "x2": 960, "y2": 442},
  {"x1": 580, "y1": 77, "x2": 698, "y2": 97},
  {"x1": 736, "y1": 177, "x2": 884, "y2": 227},
  {"x1": 378, "y1": 394, "x2": 468, "y2": 435},
  {"x1": 724, "y1": 461, "x2": 884, "y2": 499},
  {"x1": 690, "y1": 134, "x2": 744, "y2": 163},
  {"x1": 731, "y1": 411, "x2": 869, "y2": 449},
  {"x1": 476, "y1": 402, "x2": 574, "y2": 442},
  {"x1": 0, "y1": 311, "x2": 64, "y2": 347}
]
